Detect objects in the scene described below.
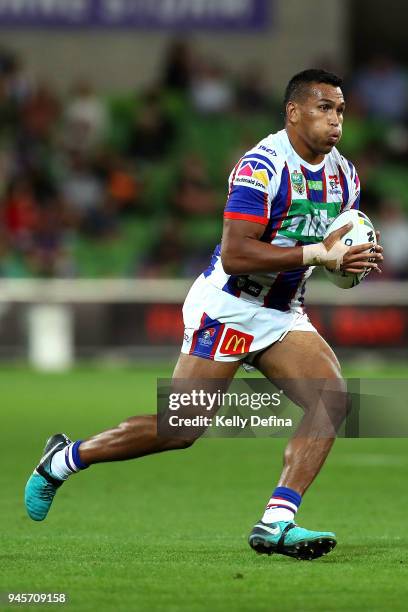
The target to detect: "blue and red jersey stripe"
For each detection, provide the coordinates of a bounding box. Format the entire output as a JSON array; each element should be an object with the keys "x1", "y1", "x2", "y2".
[
  {"x1": 261, "y1": 163, "x2": 292, "y2": 244},
  {"x1": 263, "y1": 267, "x2": 308, "y2": 311}
]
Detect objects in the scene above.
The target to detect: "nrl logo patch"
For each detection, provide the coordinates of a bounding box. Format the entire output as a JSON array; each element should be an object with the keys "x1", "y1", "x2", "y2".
[{"x1": 291, "y1": 170, "x2": 305, "y2": 195}]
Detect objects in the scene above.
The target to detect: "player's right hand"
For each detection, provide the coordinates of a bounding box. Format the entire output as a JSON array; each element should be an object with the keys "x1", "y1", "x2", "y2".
[{"x1": 322, "y1": 222, "x2": 352, "y2": 251}]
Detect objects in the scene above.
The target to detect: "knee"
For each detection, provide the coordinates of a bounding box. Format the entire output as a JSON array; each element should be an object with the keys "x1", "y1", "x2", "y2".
[
  {"x1": 119, "y1": 415, "x2": 156, "y2": 434},
  {"x1": 328, "y1": 375, "x2": 349, "y2": 410},
  {"x1": 320, "y1": 375, "x2": 351, "y2": 428},
  {"x1": 178, "y1": 437, "x2": 197, "y2": 449},
  {"x1": 301, "y1": 374, "x2": 350, "y2": 429}
]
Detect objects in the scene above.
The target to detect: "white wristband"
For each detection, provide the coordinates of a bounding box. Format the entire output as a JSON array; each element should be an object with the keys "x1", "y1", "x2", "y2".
[{"x1": 303, "y1": 241, "x2": 349, "y2": 271}]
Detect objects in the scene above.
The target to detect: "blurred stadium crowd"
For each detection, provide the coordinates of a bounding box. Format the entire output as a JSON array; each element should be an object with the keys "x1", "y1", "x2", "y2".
[{"x1": 0, "y1": 41, "x2": 407, "y2": 279}]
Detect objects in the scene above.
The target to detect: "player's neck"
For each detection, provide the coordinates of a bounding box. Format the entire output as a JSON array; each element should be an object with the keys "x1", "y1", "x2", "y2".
[{"x1": 285, "y1": 127, "x2": 325, "y2": 166}]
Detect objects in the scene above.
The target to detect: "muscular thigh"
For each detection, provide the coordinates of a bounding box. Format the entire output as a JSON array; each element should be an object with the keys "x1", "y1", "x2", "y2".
[
  {"x1": 254, "y1": 331, "x2": 341, "y2": 380},
  {"x1": 254, "y1": 331, "x2": 345, "y2": 416},
  {"x1": 172, "y1": 353, "x2": 240, "y2": 414},
  {"x1": 163, "y1": 354, "x2": 240, "y2": 441},
  {"x1": 173, "y1": 353, "x2": 240, "y2": 380}
]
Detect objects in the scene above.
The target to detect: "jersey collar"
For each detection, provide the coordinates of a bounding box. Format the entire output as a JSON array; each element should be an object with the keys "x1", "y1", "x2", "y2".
[{"x1": 281, "y1": 129, "x2": 326, "y2": 171}]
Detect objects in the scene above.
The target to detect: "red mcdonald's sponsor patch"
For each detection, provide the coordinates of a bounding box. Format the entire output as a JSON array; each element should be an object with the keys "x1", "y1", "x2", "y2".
[{"x1": 219, "y1": 328, "x2": 254, "y2": 355}]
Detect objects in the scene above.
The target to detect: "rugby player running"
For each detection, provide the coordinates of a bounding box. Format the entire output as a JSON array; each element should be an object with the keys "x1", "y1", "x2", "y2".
[{"x1": 25, "y1": 69, "x2": 383, "y2": 561}]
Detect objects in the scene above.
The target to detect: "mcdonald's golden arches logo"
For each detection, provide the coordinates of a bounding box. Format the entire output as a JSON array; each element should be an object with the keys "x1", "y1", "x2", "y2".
[{"x1": 219, "y1": 328, "x2": 254, "y2": 355}]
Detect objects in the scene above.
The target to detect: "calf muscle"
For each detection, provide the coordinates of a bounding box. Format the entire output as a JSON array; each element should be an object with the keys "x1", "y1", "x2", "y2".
[{"x1": 79, "y1": 355, "x2": 239, "y2": 465}]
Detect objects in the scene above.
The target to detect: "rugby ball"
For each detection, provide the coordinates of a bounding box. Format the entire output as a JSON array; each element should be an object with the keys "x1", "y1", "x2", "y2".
[{"x1": 323, "y1": 209, "x2": 377, "y2": 289}]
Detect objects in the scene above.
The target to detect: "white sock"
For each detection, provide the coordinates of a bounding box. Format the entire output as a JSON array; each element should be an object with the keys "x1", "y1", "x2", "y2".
[
  {"x1": 51, "y1": 445, "x2": 79, "y2": 480},
  {"x1": 261, "y1": 486, "x2": 301, "y2": 523},
  {"x1": 262, "y1": 506, "x2": 294, "y2": 523}
]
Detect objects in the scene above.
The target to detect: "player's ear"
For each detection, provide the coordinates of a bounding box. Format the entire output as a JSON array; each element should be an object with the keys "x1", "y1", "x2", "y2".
[{"x1": 286, "y1": 101, "x2": 300, "y2": 125}]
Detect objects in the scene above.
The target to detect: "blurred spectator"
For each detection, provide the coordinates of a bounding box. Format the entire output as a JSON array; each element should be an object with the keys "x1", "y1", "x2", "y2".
[
  {"x1": 25, "y1": 199, "x2": 73, "y2": 278},
  {"x1": 126, "y1": 89, "x2": 175, "y2": 162},
  {"x1": 172, "y1": 153, "x2": 218, "y2": 217},
  {"x1": 0, "y1": 177, "x2": 71, "y2": 277},
  {"x1": 376, "y1": 199, "x2": 408, "y2": 279},
  {"x1": 162, "y1": 39, "x2": 194, "y2": 93},
  {"x1": 0, "y1": 146, "x2": 14, "y2": 196},
  {"x1": 63, "y1": 79, "x2": 108, "y2": 153},
  {"x1": 190, "y1": 58, "x2": 234, "y2": 115},
  {"x1": 21, "y1": 81, "x2": 60, "y2": 140},
  {"x1": 0, "y1": 75, "x2": 17, "y2": 137},
  {"x1": 3, "y1": 178, "x2": 38, "y2": 246},
  {"x1": 352, "y1": 54, "x2": 408, "y2": 122},
  {"x1": 106, "y1": 156, "x2": 144, "y2": 215},
  {"x1": 350, "y1": 145, "x2": 383, "y2": 213},
  {"x1": 0, "y1": 228, "x2": 25, "y2": 277},
  {"x1": 14, "y1": 82, "x2": 61, "y2": 198},
  {"x1": 236, "y1": 65, "x2": 271, "y2": 114},
  {"x1": 4, "y1": 53, "x2": 34, "y2": 106},
  {"x1": 384, "y1": 124, "x2": 408, "y2": 159},
  {"x1": 0, "y1": 50, "x2": 33, "y2": 135},
  {"x1": 138, "y1": 219, "x2": 184, "y2": 278},
  {"x1": 60, "y1": 151, "x2": 105, "y2": 227},
  {"x1": 0, "y1": 47, "x2": 15, "y2": 76},
  {"x1": 80, "y1": 202, "x2": 119, "y2": 240}
]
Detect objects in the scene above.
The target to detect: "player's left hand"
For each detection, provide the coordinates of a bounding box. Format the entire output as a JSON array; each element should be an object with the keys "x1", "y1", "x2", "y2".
[
  {"x1": 342, "y1": 231, "x2": 383, "y2": 274},
  {"x1": 372, "y1": 231, "x2": 384, "y2": 274}
]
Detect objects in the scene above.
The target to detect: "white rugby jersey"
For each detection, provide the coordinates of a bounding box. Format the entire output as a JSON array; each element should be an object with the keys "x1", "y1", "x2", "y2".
[{"x1": 203, "y1": 128, "x2": 360, "y2": 312}]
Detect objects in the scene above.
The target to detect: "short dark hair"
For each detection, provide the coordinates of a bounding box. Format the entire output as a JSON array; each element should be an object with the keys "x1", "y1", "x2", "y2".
[{"x1": 284, "y1": 68, "x2": 343, "y2": 112}]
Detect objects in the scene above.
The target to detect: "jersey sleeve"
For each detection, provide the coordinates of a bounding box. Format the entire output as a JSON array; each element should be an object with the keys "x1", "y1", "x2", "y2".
[
  {"x1": 346, "y1": 161, "x2": 361, "y2": 210},
  {"x1": 223, "y1": 152, "x2": 278, "y2": 226}
]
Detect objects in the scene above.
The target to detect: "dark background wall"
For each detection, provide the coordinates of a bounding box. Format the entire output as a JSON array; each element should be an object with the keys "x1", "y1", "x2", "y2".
[{"x1": 350, "y1": 0, "x2": 408, "y2": 66}]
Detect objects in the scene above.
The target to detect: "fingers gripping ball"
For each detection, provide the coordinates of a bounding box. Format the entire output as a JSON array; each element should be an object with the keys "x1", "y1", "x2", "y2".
[{"x1": 323, "y1": 209, "x2": 377, "y2": 289}]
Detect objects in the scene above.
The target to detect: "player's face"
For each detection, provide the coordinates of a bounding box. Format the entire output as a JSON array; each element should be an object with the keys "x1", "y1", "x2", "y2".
[{"x1": 294, "y1": 84, "x2": 345, "y2": 155}]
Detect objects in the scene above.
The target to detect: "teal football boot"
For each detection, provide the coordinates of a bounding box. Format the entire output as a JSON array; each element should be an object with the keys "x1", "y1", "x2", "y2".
[
  {"x1": 248, "y1": 520, "x2": 336, "y2": 560},
  {"x1": 25, "y1": 434, "x2": 71, "y2": 521}
]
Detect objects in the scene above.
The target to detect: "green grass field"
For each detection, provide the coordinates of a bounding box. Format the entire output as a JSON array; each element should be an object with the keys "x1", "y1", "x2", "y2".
[{"x1": 1, "y1": 363, "x2": 408, "y2": 612}]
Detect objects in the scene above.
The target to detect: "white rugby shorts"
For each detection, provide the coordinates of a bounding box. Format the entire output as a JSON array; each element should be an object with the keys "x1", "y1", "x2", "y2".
[{"x1": 181, "y1": 275, "x2": 317, "y2": 362}]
